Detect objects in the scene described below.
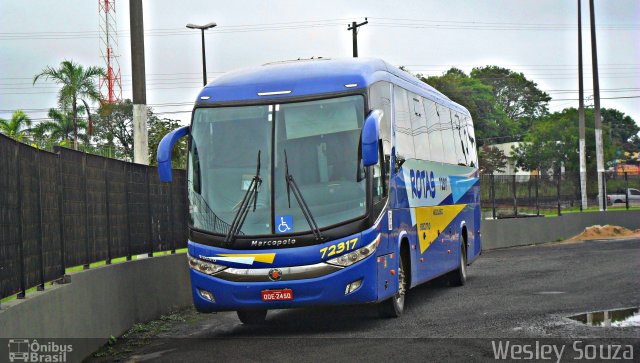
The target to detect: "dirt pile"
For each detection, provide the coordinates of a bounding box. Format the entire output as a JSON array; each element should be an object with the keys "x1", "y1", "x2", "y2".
[{"x1": 569, "y1": 225, "x2": 640, "y2": 241}]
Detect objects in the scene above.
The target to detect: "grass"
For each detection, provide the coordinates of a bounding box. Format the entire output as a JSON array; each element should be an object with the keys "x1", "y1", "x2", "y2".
[
  {"x1": 1, "y1": 247, "x2": 188, "y2": 304},
  {"x1": 92, "y1": 308, "x2": 199, "y2": 359}
]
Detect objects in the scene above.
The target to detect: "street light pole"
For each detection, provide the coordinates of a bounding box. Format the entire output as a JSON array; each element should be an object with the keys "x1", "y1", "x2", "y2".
[
  {"x1": 199, "y1": 28, "x2": 207, "y2": 86},
  {"x1": 186, "y1": 22, "x2": 217, "y2": 86}
]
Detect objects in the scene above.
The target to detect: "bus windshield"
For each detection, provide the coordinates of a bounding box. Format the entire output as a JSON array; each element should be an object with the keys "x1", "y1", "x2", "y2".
[{"x1": 188, "y1": 95, "x2": 366, "y2": 237}]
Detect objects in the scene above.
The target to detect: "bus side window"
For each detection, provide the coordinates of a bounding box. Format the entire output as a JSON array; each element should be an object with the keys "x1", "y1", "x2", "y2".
[
  {"x1": 460, "y1": 115, "x2": 470, "y2": 166},
  {"x1": 368, "y1": 81, "x2": 392, "y2": 202},
  {"x1": 190, "y1": 140, "x2": 201, "y2": 194},
  {"x1": 425, "y1": 100, "x2": 445, "y2": 163},
  {"x1": 440, "y1": 106, "x2": 458, "y2": 165},
  {"x1": 466, "y1": 118, "x2": 478, "y2": 167},
  {"x1": 410, "y1": 93, "x2": 430, "y2": 161},
  {"x1": 393, "y1": 86, "x2": 415, "y2": 170},
  {"x1": 452, "y1": 112, "x2": 467, "y2": 166}
]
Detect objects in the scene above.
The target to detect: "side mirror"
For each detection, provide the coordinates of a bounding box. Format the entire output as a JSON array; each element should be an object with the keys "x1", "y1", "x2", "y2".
[
  {"x1": 362, "y1": 109, "x2": 382, "y2": 167},
  {"x1": 157, "y1": 125, "x2": 189, "y2": 182}
]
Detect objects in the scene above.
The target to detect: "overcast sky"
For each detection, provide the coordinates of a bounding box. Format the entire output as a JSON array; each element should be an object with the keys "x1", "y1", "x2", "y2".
[{"x1": 1, "y1": 0, "x2": 638, "y2": 131}]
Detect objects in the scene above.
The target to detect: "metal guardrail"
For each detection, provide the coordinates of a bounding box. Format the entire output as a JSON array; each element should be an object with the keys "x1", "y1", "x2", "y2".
[{"x1": 480, "y1": 171, "x2": 640, "y2": 218}]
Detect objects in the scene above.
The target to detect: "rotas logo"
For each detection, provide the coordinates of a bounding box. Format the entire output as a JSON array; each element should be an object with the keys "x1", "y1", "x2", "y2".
[{"x1": 410, "y1": 169, "x2": 436, "y2": 199}]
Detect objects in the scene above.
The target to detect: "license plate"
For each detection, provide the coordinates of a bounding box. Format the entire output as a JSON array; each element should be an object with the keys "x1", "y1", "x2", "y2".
[{"x1": 261, "y1": 289, "x2": 293, "y2": 301}]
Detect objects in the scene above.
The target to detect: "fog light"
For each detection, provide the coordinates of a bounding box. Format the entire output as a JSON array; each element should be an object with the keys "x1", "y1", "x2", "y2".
[
  {"x1": 199, "y1": 289, "x2": 215, "y2": 302},
  {"x1": 344, "y1": 279, "x2": 363, "y2": 295}
]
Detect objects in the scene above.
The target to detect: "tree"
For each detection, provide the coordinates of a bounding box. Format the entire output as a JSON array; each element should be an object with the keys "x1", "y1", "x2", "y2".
[
  {"x1": 32, "y1": 108, "x2": 87, "y2": 147},
  {"x1": 0, "y1": 110, "x2": 32, "y2": 141},
  {"x1": 94, "y1": 100, "x2": 134, "y2": 160},
  {"x1": 94, "y1": 99, "x2": 186, "y2": 166},
  {"x1": 600, "y1": 108, "x2": 639, "y2": 153},
  {"x1": 511, "y1": 107, "x2": 617, "y2": 174},
  {"x1": 418, "y1": 68, "x2": 514, "y2": 144},
  {"x1": 33, "y1": 60, "x2": 105, "y2": 149},
  {"x1": 470, "y1": 66, "x2": 551, "y2": 132},
  {"x1": 148, "y1": 113, "x2": 187, "y2": 168},
  {"x1": 478, "y1": 145, "x2": 508, "y2": 175}
]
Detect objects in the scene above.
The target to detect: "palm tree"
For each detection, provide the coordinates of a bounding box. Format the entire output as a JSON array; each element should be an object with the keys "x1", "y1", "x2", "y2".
[
  {"x1": 0, "y1": 110, "x2": 32, "y2": 141},
  {"x1": 33, "y1": 60, "x2": 105, "y2": 149},
  {"x1": 32, "y1": 108, "x2": 88, "y2": 147}
]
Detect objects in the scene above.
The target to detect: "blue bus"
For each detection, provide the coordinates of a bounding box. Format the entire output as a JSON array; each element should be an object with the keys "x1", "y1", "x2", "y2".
[{"x1": 158, "y1": 58, "x2": 481, "y2": 324}]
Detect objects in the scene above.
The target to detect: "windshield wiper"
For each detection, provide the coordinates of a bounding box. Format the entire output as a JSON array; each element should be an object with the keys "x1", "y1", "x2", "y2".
[
  {"x1": 224, "y1": 150, "x2": 262, "y2": 244},
  {"x1": 284, "y1": 149, "x2": 324, "y2": 240}
]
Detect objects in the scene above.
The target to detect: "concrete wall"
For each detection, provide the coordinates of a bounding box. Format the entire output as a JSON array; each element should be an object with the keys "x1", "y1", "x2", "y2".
[
  {"x1": 481, "y1": 210, "x2": 640, "y2": 250},
  {"x1": 0, "y1": 253, "x2": 191, "y2": 360}
]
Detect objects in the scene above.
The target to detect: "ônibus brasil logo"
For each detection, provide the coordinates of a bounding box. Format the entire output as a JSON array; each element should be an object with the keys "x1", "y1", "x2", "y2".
[{"x1": 7, "y1": 339, "x2": 72, "y2": 362}]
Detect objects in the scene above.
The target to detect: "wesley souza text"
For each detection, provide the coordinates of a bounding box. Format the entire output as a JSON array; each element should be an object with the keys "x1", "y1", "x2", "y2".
[{"x1": 491, "y1": 340, "x2": 635, "y2": 362}]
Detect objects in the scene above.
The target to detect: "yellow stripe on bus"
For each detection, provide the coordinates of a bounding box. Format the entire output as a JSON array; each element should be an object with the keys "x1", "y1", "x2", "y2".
[{"x1": 415, "y1": 204, "x2": 467, "y2": 253}]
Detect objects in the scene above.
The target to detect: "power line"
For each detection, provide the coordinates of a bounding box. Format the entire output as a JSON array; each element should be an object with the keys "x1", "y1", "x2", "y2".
[
  {"x1": 1, "y1": 64, "x2": 636, "y2": 81},
  {"x1": 548, "y1": 95, "x2": 640, "y2": 101},
  {"x1": 0, "y1": 101, "x2": 194, "y2": 114},
  {"x1": 1, "y1": 16, "x2": 637, "y2": 41},
  {"x1": 0, "y1": 22, "x2": 348, "y2": 41},
  {"x1": 368, "y1": 16, "x2": 639, "y2": 28}
]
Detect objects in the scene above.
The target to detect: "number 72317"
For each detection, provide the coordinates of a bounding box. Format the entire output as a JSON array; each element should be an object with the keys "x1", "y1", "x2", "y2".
[{"x1": 320, "y1": 238, "x2": 358, "y2": 259}]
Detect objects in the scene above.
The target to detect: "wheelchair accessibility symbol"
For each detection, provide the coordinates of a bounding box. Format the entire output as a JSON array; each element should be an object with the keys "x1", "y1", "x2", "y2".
[{"x1": 275, "y1": 215, "x2": 293, "y2": 234}]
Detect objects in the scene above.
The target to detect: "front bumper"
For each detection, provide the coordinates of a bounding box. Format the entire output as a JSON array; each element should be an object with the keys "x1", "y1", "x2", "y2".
[{"x1": 191, "y1": 253, "x2": 379, "y2": 312}]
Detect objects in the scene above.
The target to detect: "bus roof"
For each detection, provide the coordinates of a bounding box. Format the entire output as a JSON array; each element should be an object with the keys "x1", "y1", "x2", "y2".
[{"x1": 197, "y1": 57, "x2": 469, "y2": 115}]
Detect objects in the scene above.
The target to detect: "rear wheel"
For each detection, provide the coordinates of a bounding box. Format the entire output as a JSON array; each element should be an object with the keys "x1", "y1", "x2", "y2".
[
  {"x1": 379, "y1": 252, "x2": 407, "y2": 318},
  {"x1": 448, "y1": 241, "x2": 467, "y2": 286},
  {"x1": 237, "y1": 309, "x2": 267, "y2": 325}
]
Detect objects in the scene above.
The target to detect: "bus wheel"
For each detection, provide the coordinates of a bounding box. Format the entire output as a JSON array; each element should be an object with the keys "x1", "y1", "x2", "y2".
[
  {"x1": 379, "y1": 253, "x2": 407, "y2": 318},
  {"x1": 237, "y1": 309, "x2": 267, "y2": 325},
  {"x1": 448, "y1": 241, "x2": 467, "y2": 287}
]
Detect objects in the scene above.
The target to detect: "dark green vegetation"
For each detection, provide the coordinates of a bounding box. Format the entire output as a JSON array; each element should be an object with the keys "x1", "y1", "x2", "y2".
[
  {"x1": 512, "y1": 107, "x2": 638, "y2": 174},
  {"x1": 479, "y1": 145, "x2": 508, "y2": 175}
]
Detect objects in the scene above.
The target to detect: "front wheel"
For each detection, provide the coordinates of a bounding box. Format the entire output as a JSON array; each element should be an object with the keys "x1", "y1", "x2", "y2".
[
  {"x1": 379, "y1": 254, "x2": 407, "y2": 318},
  {"x1": 237, "y1": 309, "x2": 267, "y2": 325}
]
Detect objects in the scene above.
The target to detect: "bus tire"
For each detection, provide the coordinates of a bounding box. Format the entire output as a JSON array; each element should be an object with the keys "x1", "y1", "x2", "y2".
[
  {"x1": 237, "y1": 309, "x2": 267, "y2": 325},
  {"x1": 448, "y1": 240, "x2": 467, "y2": 287},
  {"x1": 379, "y1": 250, "x2": 407, "y2": 318}
]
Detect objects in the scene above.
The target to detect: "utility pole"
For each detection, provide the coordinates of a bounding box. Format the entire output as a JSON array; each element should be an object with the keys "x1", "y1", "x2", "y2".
[
  {"x1": 347, "y1": 18, "x2": 368, "y2": 57},
  {"x1": 130, "y1": 0, "x2": 148, "y2": 165},
  {"x1": 578, "y1": 0, "x2": 587, "y2": 210},
  {"x1": 589, "y1": 0, "x2": 605, "y2": 210}
]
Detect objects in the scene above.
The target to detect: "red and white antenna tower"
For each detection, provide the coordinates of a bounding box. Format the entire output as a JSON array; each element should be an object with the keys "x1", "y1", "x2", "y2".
[{"x1": 98, "y1": 0, "x2": 123, "y2": 103}]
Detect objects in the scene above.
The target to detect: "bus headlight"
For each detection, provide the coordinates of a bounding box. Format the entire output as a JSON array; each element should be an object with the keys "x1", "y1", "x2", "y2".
[
  {"x1": 325, "y1": 234, "x2": 380, "y2": 267},
  {"x1": 188, "y1": 254, "x2": 227, "y2": 275}
]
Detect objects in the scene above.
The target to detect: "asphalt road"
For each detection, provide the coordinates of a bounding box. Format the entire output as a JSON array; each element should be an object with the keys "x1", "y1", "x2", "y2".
[{"x1": 92, "y1": 238, "x2": 640, "y2": 362}]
